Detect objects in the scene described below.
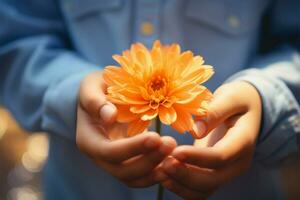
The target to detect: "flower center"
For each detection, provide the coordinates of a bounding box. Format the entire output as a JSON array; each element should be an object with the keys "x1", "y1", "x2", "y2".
[
  {"x1": 149, "y1": 75, "x2": 167, "y2": 91},
  {"x1": 147, "y1": 75, "x2": 169, "y2": 109}
]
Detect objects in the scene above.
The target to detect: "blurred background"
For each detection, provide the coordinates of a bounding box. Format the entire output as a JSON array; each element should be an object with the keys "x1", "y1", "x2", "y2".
[
  {"x1": 0, "y1": 106, "x2": 300, "y2": 200},
  {"x1": 0, "y1": 107, "x2": 48, "y2": 200}
]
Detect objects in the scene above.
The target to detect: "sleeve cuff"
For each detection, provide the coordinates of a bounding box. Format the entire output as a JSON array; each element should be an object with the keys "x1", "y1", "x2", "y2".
[
  {"x1": 226, "y1": 69, "x2": 300, "y2": 166},
  {"x1": 41, "y1": 54, "x2": 99, "y2": 141}
]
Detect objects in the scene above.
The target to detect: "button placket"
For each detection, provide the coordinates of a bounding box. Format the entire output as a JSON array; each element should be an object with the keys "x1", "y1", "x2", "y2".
[{"x1": 135, "y1": 0, "x2": 161, "y2": 47}]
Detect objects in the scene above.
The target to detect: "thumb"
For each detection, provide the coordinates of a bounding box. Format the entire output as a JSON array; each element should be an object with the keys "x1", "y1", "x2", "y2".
[
  {"x1": 79, "y1": 71, "x2": 117, "y2": 123},
  {"x1": 100, "y1": 102, "x2": 117, "y2": 124},
  {"x1": 192, "y1": 86, "x2": 246, "y2": 138}
]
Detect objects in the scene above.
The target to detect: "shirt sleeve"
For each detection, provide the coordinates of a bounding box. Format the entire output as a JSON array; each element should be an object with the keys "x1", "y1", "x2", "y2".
[
  {"x1": 226, "y1": 49, "x2": 300, "y2": 166},
  {"x1": 0, "y1": 2, "x2": 99, "y2": 140}
]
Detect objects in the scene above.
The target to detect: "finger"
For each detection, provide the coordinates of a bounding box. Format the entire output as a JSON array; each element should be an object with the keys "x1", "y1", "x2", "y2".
[
  {"x1": 99, "y1": 137, "x2": 176, "y2": 181},
  {"x1": 214, "y1": 112, "x2": 259, "y2": 150},
  {"x1": 77, "y1": 108, "x2": 162, "y2": 162},
  {"x1": 97, "y1": 132, "x2": 166, "y2": 163},
  {"x1": 125, "y1": 173, "x2": 158, "y2": 188},
  {"x1": 172, "y1": 146, "x2": 234, "y2": 169},
  {"x1": 163, "y1": 155, "x2": 252, "y2": 192},
  {"x1": 194, "y1": 123, "x2": 228, "y2": 148},
  {"x1": 192, "y1": 84, "x2": 248, "y2": 138},
  {"x1": 125, "y1": 165, "x2": 168, "y2": 188},
  {"x1": 79, "y1": 71, "x2": 117, "y2": 123},
  {"x1": 76, "y1": 105, "x2": 110, "y2": 156},
  {"x1": 162, "y1": 179, "x2": 210, "y2": 200},
  {"x1": 162, "y1": 157, "x2": 218, "y2": 191},
  {"x1": 115, "y1": 136, "x2": 176, "y2": 181},
  {"x1": 174, "y1": 114, "x2": 255, "y2": 169}
]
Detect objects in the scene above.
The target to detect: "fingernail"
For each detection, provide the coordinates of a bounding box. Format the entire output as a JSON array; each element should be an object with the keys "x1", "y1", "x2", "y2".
[
  {"x1": 145, "y1": 138, "x2": 159, "y2": 149},
  {"x1": 100, "y1": 104, "x2": 115, "y2": 122},
  {"x1": 154, "y1": 171, "x2": 168, "y2": 181},
  {"x1": 192, "y1": 120, "x2": 207, "y2": 138}
]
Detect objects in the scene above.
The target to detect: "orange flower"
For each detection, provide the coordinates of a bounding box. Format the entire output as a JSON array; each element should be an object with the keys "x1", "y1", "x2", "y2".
[{"x1": 103, "y1": 41, "x2": 214, "y2": 138}]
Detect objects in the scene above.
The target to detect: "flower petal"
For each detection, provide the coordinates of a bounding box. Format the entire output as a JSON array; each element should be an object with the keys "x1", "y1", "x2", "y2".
[
  {"x1": 181, "y1": 56, "x2": 204, "y2": 77},
  {"x1": 159, "y1": 106, "x2": 177, "y2": 125},
  {"x1": 182, "y1": 65, "x2": 214, "y2": 84},
  {"x1": 138, "y1": 86, "x2": 150, "y2": 100},
  {"x1": 103, "y1": 66, "x2": 128, "y2": 86},
  {"x1": 172, "y1": 51, "x2": 193, "y2": 78},
  {"x1": 171, "y1": 105, "x2": 194, "y2": 134},
  {"x1": 164, "y1": 44, "x2": 181, "y2": 71},
  {"x1": 171, "y1": 85, "x2": 206, "y2": 104},
  {"x1": 183, "y1": 88, "x2": 213, "y2": 115},
  {"x1": 116, "y1": 105, "x2": 139, "y2": 123},
  {"x1": 152, "y1": 40, "x2": 162, "y2": 49},
  {"x1": 127, "y1": 119, "x2": 151, "y2": 136},
  {"x1": 130, "y1": 104, "x2": 151, "y2": 114},
  {"x1": 104, "y1": 40, "x2": 214, "y2": 138},
  {"x1": 151, "y1": 44, "x2": 163, "y2": 67},
  {"x1": 108, "y1": 89, "x2": 148, "y2": 105},
  {"x1": 113, "y1": 55, "x2": 136, "y2": 75},
  {"x1": 141, "y1": 109, "x2": 158, "y2": 121}
]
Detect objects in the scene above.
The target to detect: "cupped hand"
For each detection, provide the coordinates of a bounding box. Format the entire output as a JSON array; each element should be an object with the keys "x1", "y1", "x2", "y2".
[
  {"x1": 160, "y1": 81, "x2": 262, "y2": 199},
  {"x1": 76, "y1": 71, "x2": 177, "y2": 187}
]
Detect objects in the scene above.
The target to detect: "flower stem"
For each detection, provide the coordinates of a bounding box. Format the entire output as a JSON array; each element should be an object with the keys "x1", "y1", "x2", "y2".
[
  {"x1": 155, "y1": 117, "x2": 164, "y2": 200},
  {"x1": 157, "y1": 184, "x2": 164, "y2": 200},
  {"x1": 155, "y1": 117, "x2": 161, "y2": 136}
]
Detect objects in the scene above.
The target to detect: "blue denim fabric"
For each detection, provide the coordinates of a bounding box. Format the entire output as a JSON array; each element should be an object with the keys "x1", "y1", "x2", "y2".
[{"x1": 0, "y1": 0, "x2": 299, "y2": 199}]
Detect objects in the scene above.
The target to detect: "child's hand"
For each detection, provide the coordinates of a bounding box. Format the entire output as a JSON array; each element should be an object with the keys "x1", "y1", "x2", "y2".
[
  {"x1": 160, "y1": 81, "x2": 262, "y2": 199},
  {"x1": 76, "y1": 71, "x2": 176, "y2": 188}
]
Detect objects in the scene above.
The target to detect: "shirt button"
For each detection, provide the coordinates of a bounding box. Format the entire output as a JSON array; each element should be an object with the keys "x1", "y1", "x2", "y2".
[
  {"x1": 227, "y1": 15, "x2": 240, "y2": 28},
  {"x1": 140, "y1": 21, "x2": 154, "y2": 36}
]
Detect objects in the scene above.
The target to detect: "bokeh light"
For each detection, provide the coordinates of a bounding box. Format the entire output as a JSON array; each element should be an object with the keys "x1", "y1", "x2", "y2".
[
  {"x1": 7, "y1": 186, "x2": 41, "y2": 200},
  {"x1": 22, "y1": 134, "x2": 49, "y2": 173},
  {"x1": 0, "y1": 108, "x2": 48, "y2": 200},
  {"x1": 0, "y1": 109, "x2": 8, "y2": 140}
]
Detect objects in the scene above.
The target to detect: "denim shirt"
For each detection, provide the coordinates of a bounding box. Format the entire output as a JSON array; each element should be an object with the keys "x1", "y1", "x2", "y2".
[{"x1": 1, "y1": 0, "x2": 300, "y2": 199}]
